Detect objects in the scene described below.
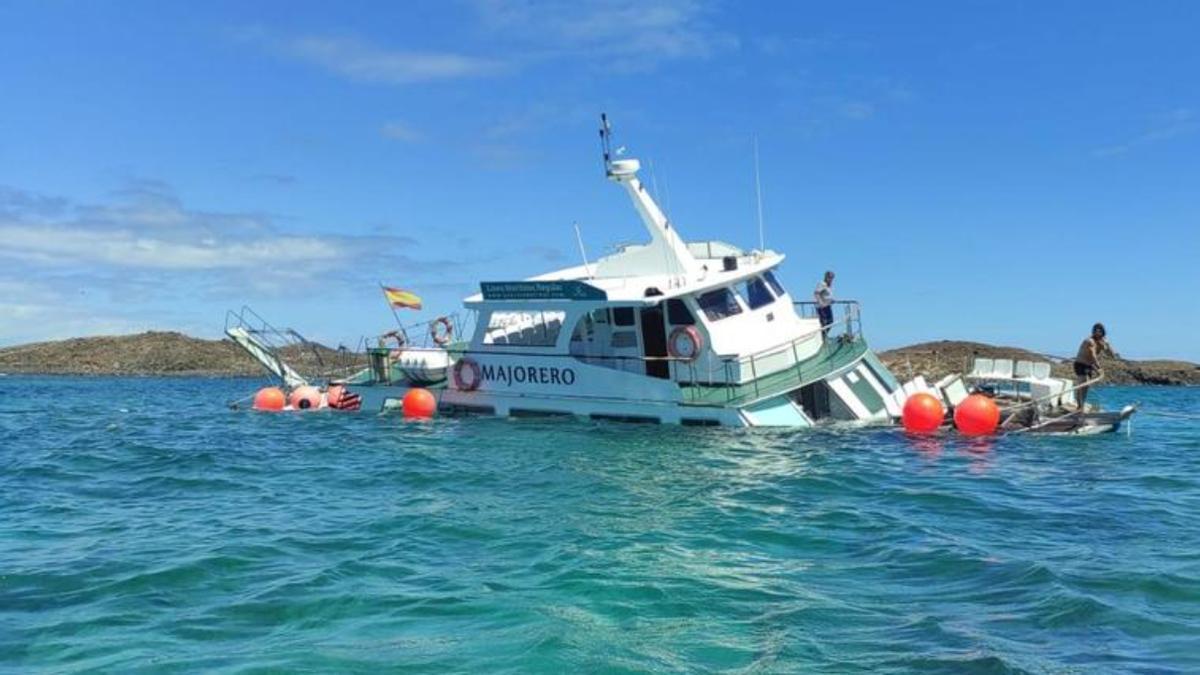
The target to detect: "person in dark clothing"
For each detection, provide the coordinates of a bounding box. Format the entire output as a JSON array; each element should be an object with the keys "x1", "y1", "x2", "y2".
[{"x1": 1073, "y1": 322, "x2": 1115, "y2": 411}]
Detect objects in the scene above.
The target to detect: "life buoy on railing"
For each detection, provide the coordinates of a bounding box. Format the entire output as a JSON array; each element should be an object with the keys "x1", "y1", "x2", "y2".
[
  {"x1": 430, "y1": 317, "x2": 454, "y2": 346},
  {"x1": 668, "y1": 326, "x2": 704, "y2": 361},
  {"x1": 383, "y1": 330, "x2": 406, "y2": 358},
  {"x1": 452, "y1": 357, "x2": 482, "y2": 391}
]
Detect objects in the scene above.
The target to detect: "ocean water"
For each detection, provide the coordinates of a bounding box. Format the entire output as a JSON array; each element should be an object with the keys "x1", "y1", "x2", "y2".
[{"x1": 1, "y1": 378, "x2": 1198, "y2": 673}]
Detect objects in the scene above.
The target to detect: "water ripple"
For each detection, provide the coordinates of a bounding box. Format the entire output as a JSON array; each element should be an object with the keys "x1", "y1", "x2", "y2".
[{"x1": 1, "y1": 378, "x2": 1198, "y2": 672}]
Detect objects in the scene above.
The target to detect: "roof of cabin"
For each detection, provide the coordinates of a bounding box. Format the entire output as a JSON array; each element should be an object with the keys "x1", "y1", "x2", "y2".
[{"x1": 463, "y1": 241, "x2": 786, "y2": 306}]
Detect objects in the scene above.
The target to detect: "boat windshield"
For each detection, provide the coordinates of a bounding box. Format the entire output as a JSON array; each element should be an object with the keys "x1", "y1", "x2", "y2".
[
  {"x1": 483, "y1": 310, "x2": 565, "y2": 346},
  {"x1": 737, "y1": 276, "x2": 775, "y2": 310},
  {"x1": 762, "y1": 270, "x2": 787, "y2": 297},
  {"x1": 697, "y1": 288, "x2": 742, "y2": 321}
]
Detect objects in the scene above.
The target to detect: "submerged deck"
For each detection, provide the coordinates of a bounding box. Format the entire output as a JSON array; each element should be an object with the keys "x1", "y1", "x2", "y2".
[{"x1": 681, "y1": 336, "x2": 870, "y2": 406}]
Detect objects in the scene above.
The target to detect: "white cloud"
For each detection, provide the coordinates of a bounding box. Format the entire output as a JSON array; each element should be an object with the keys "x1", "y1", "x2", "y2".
[
  {"x1": 261, "y1": 33, "x2": 503, "y2": 84},
  {"x1": 380, "y1": 120, "x2": 422, "y2": 142},
  {"x1": 840, "y1": 101, "x2": 875, "y2": 120},
  {"x1": 0, "y1": 279, "x2": 153, "y2": 346},
  {"x1": 473, "y1": 0, "x2": 737, "y2": 67},
  {"x1": 0, "y1": 182, "x2": 424, "y2": 276},
  {"x1": 1093, "y1": 108, "x2": 1197, "y2": 158},
  {"x1": 0, "y1": 223, "x2": 343, "y2": 270}
]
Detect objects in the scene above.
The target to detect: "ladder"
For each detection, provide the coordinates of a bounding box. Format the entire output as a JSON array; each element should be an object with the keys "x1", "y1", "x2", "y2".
[{"x1": 224, "y1": 307, "x2": 310, "y2": 389}]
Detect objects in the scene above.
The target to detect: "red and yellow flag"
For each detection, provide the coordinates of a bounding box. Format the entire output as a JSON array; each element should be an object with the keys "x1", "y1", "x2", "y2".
[{"x1": 382, "y1": 286, "x2": 422, "y2": 310}]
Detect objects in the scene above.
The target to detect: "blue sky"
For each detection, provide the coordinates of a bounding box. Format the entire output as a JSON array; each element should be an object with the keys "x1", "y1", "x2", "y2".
[{"x1": 1, "y1": 1, "x2": 1197, "y2": 360}]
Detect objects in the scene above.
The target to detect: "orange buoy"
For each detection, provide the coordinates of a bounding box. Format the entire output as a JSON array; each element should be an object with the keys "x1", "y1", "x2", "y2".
[
  {"x1": 402, "y1": 388, "x2": 437, "y2": 419},
  {"x1": 252, "y1": 386, "x2": 286, "y2": 411},
  {"x1": 289, "y1": 385, "x2": 322, "y2": 410},
  {"x1": 954, "y1": 393, "x2": 1000, "y2": 436},
  {"x1": 902, "y1": 392, "x2": 944, "y2": 433}
]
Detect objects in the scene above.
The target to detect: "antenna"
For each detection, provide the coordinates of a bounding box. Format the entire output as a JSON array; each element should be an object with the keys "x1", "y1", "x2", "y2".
[
  {"x1": 753, "y1": 135, "x2": 765, "y2": 253},
  {"x1": 573, "y1": 221, "x2": 593, "y2": 279},
  {"x1": 598, "y1": 113, "x2": 613, "y2": 175}
]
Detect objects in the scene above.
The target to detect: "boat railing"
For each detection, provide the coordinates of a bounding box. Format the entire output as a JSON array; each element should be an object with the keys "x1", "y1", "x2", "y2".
[
  {"x1": 369, "y1": 311, "x2": 475, "y2": 351},
  {"x1": 224, "y1": 306, "x2": 328, "y2": 382},
  {"x1": 676, "y1": 306, "x2": 863, "y2": 403},
  {"x1": 225, "y1": 306, "x2": 371, "y2": 384},
  {"x1": 792, "y1": 300, "x2": 862, "y2": 335}
]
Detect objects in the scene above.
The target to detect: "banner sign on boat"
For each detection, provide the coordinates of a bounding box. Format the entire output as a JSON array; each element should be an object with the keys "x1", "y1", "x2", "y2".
[{"x1": 480, "y1": 281, "x2": 607, "y2": 301}]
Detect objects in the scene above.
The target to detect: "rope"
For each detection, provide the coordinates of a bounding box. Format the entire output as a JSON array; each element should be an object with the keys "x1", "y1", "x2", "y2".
[{"x1": 996, "y1": 374, "x2": 1104, "y2": 415}]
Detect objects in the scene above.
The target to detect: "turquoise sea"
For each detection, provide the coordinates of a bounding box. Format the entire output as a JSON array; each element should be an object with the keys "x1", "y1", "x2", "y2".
[{"x1": 2, "y1": 377, "x2": 1198, "y2": 673}]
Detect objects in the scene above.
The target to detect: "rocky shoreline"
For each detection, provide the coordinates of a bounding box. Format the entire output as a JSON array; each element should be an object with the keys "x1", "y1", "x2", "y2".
[
  {"x1": 0, "y1": 331, "x2": 355, "y2": 378},
  {"x1": 879, "y1": 340, "x2": 1200, "y2": 387},
  {"x1": 0, "y1": 332, "x2": 1196, "y2": 385}
]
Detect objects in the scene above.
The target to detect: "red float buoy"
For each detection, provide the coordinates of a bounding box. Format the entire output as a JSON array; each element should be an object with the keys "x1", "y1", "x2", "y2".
[
  {"x1": 902, "y1": 392, "x2": 944, "y2": 433},
  {"x1": 325, "y1": 384, "x2": 346, "y2": 408},
  {"x1": 402, "y1": 388, "x2": 437, "y2": 419},
  {"x1": 954, "y1": 393, "x2": 1000, "y2": 436},
  {"x1": 288, "y1": 385, "x2": 322, "y2": 410},
  {"x1": 252, "y1": 386, "x2": 286, "y2": 411}
]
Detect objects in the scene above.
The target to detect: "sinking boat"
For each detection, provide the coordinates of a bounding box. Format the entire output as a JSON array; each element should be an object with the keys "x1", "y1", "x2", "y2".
[
  {"x1": 314, "y1": 116, "x2": 914, "y2": 426},
  {"x1": 225, "y1": 116, "x2": 1136, "y2": 434}
]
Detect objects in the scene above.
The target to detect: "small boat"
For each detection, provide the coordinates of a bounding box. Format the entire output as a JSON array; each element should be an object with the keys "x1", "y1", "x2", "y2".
[
  {"x1": 1003, "y1": 404, "x2": 1138, "y2": 435},
  {"x1": 944, "y1": 356, "x2": 1137, "y2": 434}
]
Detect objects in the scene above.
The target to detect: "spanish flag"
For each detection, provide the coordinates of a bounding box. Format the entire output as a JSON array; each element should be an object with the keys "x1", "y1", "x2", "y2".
[{"x1": 382, "y1": 286, "x2": 422, "y2": 310}]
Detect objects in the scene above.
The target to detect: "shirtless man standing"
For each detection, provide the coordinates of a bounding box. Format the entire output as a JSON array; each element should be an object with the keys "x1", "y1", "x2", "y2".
[{"x1": 1073, "y1": 322, "x2": 1115, "y2": 411}]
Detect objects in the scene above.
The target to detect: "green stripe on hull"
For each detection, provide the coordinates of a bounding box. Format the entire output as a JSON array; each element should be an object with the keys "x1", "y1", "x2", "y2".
[
  {"x1": 844, "y1": 369, "x2": 886, "y2": 416},
  {"x1": 681, "y1": 337, "x2": 871, "y2": 406}
]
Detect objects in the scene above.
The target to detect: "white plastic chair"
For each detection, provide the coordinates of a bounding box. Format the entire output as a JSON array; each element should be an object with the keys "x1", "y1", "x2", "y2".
[
  {"x1": 936, "y1": 374, "x2": 969, "y2": 408},
  {"x1": 1031, "y1": 362, "x2": 1052, "y2": 380},
  {"x1": 972, "y1": 358, "x2": 994, "y2": 377},
  {"x1": 1014, "y1": 360, "x2": 1033, "y2": 379},
  {"x1": 992, "y1": 359, "x2": 1014, "y2": 379}
]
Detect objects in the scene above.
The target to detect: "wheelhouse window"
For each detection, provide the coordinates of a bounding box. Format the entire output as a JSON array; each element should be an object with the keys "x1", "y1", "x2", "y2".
[
  {"x1": 483, "y1": 310, "x2": 566, "y2": 346},
  {"x1": 667, "y1": 298, "x2": 695, "y2": 325},
  {"x1": 737, "y1": 276, "x2": 775, "y2": 310},
  {"x1": 697, "y1": 288, "x2": 743, "y2": 321},
  {"x1": 763, "y1": 270, "x2": 787, "y2": 297},
  {"x1": 611, "y1": 307, "x2": 636, "y2": 327}
]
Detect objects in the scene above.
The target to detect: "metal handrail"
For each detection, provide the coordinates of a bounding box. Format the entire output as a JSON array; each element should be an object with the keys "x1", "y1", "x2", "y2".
[{"x1": 682, "y1": 311, "x2": 862, "y2": 403}]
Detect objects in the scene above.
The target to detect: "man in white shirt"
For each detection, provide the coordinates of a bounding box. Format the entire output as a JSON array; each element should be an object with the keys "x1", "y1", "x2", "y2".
[{"x1": 813, "y1": 270, "x2": 835, "y2": 337}]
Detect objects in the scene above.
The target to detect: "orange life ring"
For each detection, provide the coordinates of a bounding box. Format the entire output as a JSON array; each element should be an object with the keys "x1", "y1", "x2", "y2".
[
  {"x1": 452, "y1": 357, "x2": 482, "y2": 391},
  {"x1": 430, "y1": 317, "x2": 454, "y2": 346},
  {"x1": 383, "y1": 330, "x2": 406, "y2": 358},
  {"x1": 667, "y1": 326, "x2": 703, "y2": 361}
]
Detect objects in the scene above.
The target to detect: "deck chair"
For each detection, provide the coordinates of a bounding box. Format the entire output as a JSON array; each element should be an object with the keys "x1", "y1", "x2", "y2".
[
  {"x1": 1031, "y1": 362, "x2": 1052, "y2": 380},
  {"x1": 936, "y1": 374, "x2": 969, "y2": 408},
  {"x1": 971, "y1": 358, "x2": 994, "y2": 377},
  {"x1": 992, "y1": 358, "x2": 1014, "y2": 379},
  {"x1": 1014, "y1": 360, "x2": 1033, "y2": 379}
]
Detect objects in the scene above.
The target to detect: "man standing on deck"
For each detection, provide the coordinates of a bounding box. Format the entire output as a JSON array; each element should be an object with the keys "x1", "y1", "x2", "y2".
[
  {"x1": 1073, "y1": 322, "x2": 1116, "y2": 411},
  {"x1": 814, "y1": 270, "x2": 835, "y2": 338}
]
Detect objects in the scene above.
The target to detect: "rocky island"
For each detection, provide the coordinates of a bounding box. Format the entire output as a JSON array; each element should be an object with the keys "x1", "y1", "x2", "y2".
[{"x1": 0, "y1": 331, "x2": 357, "y2": 378}]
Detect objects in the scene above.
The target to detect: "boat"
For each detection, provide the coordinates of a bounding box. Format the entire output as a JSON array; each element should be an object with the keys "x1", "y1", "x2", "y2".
[
  {"x1": 922, "y1": 357, "x2": 1137, "y2": 435},
  {"x1": 319, "y1": 115, "x2": 912, "y2": 426}
]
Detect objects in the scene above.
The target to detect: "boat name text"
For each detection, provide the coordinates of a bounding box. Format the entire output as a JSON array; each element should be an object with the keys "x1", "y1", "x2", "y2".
[{"x1": 479, "y1": 363, "x2": 577, "y2": 386}]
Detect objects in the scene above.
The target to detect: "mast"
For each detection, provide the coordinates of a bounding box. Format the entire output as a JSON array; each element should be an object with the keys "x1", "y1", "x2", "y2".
[{"x1": 598, "y1": 114, "x2": 700, "y2": 279}]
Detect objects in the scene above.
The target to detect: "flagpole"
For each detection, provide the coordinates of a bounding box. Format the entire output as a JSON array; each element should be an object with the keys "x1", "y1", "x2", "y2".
[{"x1": 379, "y1": 282, "x2": 407, "y2": 342}]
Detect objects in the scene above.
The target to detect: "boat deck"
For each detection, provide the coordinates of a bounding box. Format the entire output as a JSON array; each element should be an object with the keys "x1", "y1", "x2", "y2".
[{"x1": 681, "y1": 336, "x2": 870, "y2": 406}]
